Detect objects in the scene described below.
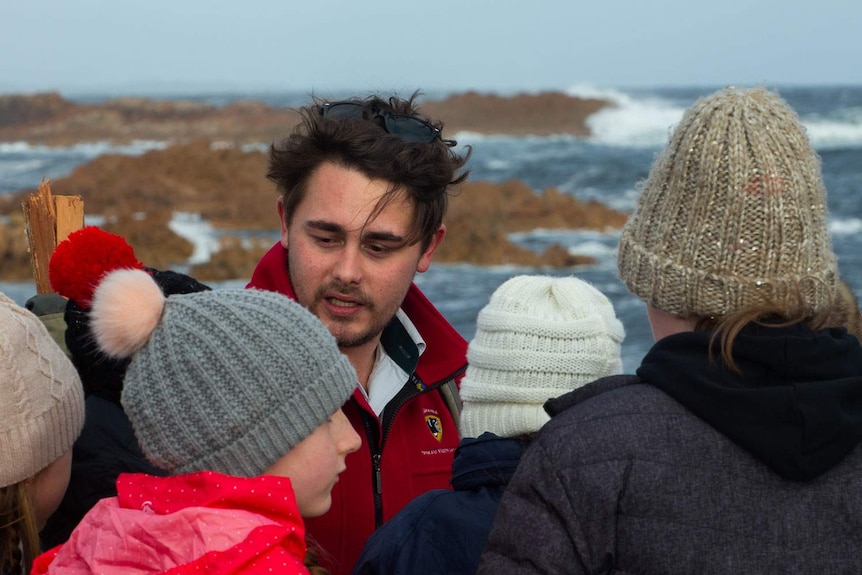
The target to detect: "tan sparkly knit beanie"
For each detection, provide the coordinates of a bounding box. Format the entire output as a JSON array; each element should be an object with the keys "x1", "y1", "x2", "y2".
[
  {"x1": 0, "y1": 292, "x2": 84, "y2": 488},
  {"x1": 617, "y1": 87, "x2": 837, "y2": 319},
  {"x1": 459, "y1": 275, "x2": 625, "y2": 439}
]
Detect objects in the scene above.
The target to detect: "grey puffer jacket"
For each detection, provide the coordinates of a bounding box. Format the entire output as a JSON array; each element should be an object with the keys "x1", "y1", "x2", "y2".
[{"x1": 478, "y1": 324, "x2": 862, "y2": 574}]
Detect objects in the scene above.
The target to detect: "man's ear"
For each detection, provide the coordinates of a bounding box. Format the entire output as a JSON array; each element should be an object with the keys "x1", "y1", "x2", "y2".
[
  {"x1": 417, "y1": 225, "x2": 445, "y2": 273},
  {"x1": 277, "y1": 197, "x2": 289, "y2": 249}
]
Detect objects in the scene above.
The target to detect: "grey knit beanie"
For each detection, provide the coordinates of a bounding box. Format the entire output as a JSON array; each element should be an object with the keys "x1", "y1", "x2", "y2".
[
  {"x1": 0, "y1": 292, "x2": 84, "y2": 488},
  {"x1": 459, "y1": 275, "x2": 625, "y2": 439},
  {"x1": 617, "y1": 87, "x2": 837, "y2": 318},
  {"x1": 89, "y1": 269, "x2": 357, "y2": 477}
]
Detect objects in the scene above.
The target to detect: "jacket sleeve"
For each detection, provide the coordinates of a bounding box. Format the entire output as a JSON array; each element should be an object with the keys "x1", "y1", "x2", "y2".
[{"x1": 476, "y1": 440, "x2": 594, "y2": 575}]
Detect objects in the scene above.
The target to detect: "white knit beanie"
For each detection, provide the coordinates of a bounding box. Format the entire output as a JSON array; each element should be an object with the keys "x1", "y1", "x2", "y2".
[
  {"x1": 0, "y1": 292, "x2": 84, "y2": 488},
  {"x1": 459, "y1": 275, "x2": 625, "y2": 439}
]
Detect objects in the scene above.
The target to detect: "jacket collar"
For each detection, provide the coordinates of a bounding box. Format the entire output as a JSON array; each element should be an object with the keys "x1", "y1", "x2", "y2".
[
  {"x1": 247, "y1": 242, "x2": 467, "y2": 385},
  {"x1": 451, "y1": 432, "x2": 528, "y2": 491}
]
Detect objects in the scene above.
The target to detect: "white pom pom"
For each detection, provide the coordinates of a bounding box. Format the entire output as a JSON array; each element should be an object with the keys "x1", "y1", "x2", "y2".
[{"x1": 90, "y1": 268, "x2": 166, "y2": 358}]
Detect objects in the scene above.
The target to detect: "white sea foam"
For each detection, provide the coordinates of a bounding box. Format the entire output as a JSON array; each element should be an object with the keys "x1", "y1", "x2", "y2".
[
  {"x1": 0, "y1": 142, "x2": 35, "y2": 153},
  {"x1": 1, "y1": 140, "x2": 173, "y2": 194},
  {"x1": 453, "y1": 131, "x2": 580, "y2": 144},
  {"x1": 566, "y1": 85, "x2": 862, "y2": 150},
  {"x1": 4, "y1": 158, "x2": 45, "y2": 173},
  {"x1": 509, "y1": 228, "x2": 620, "y2": 241},
  {"x1": 508, "y1": 228, "x2": 621, "y2": 267},
  {"x1": 241, "y1": 143, "x2": 269, "y2": 153},
  {"x1": 829, "y1": 217, "x2": 862, "y2": 236},
  {"x1": 450, "y1": 131, "x2": 489, "y2": 143},
  {"x1": 565, "y1": 84, "x2": 633, "y2": 103},
  {"x1": 588, "y1": 103, "x2": 684, "y2": 148},
  {"x1": 804, "y1": 116, "x2": 862, "y2": 150},
  {"x1": 567, "y1": 240, "x2": 618, "y2": 259},
  {"x1": 168, "y1": 212, "x2": 220, "y2": 265},
  {"x1": 485, "y1": 158, "x2": 512, "y2": 171},
  {"x1": 460, "y1": 86, "x2": 690, "y2": 148},
  {"x1": 566, "y1": 85, "x2": 686, "y2": 148},
  {"x1": 0, "y1": 140, "x2": 169, "y2": 157}
]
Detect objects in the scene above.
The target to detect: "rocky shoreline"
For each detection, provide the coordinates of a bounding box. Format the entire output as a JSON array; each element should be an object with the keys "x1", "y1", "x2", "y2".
[
  {"x1": 0, "y1": 90, "x2": 609, "y2": 146},
  {"x1": 0, "y1": 91, "x2": 626, "y2": 281}
]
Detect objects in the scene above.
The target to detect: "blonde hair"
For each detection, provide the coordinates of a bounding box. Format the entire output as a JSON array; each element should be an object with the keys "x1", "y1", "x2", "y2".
[
  {"x1": 825, "y1": 279, "x2": 862, "y2": 340},
  {"x1": 0, "y1": 482, "x2": 40, "y2": 575},
  {"x1": 305, "y1": 535, "x2": 331, "y2": 575},
  {"x1": 699, "y1": 280, "x2": 837, "y2": 373}
]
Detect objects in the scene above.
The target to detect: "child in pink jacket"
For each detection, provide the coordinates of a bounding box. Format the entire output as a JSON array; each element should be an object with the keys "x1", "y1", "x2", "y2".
[{"x1": 33, "y1": 227, "x2": 360, "y2": 574}]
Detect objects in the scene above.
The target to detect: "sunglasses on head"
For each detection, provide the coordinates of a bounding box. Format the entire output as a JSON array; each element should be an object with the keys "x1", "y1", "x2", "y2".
[{"x1": 319, "y1": 101, "x2": 454, "y2": 146}]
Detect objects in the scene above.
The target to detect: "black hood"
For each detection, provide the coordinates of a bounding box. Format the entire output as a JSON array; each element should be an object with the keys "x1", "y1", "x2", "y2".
[{"x1": 637, "y1": 323, "x2": 862, "y2": 482}]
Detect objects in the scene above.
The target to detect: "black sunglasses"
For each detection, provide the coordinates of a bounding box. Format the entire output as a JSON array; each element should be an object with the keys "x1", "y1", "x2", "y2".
[{"x1": 319, "y1": 101, "x2": 454, "y2": 146}]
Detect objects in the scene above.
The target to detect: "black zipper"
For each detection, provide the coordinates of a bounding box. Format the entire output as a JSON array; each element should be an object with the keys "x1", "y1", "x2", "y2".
[
  {"x1": 380, "y1": 368, "x2": 464, "y2": 446},
  {"x1": 366, "y1": 364, "x2": 467, "y2": 528},
  {"x1": 359, "y1": 409, "x2": 384, "y2": 527}
]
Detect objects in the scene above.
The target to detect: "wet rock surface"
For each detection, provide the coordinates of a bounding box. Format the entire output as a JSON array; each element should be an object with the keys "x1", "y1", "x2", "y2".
[{"x1": 0, "y1": 92, "x2": 625, "y2": 281}]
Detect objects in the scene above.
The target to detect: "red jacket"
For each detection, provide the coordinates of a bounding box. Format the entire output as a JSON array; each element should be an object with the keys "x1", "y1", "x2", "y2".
[
  {"x1": 32, "y1": 471, "x2": 309, "y2": 575},
  {"x1": 247, "y1": 243, "x2": 467, "y2": 575}
]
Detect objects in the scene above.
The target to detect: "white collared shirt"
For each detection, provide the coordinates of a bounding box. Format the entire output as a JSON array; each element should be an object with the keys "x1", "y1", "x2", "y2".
[{"x1": 357, "y1": 308, "x2": 426, "y2": 416}]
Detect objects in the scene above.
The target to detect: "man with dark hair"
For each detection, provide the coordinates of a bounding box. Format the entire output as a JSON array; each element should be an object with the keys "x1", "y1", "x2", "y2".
[{"x1": 247, "y1": 94, "x2": 471, "y2": 575}]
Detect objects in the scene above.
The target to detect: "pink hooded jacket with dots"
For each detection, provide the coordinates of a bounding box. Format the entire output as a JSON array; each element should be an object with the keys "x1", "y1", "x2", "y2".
[{"x1": 33, "y1": 471, "x2": 310, "y2": 575}]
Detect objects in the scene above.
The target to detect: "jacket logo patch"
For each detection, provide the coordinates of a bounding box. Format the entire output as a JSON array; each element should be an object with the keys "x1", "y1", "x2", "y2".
[{"x1": 425, "y1": 414, "x2": 443, "y2": 442}]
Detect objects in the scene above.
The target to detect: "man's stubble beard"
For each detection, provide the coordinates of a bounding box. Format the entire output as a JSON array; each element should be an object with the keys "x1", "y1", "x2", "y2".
[
  {"x1": 287, "y1": 259, "x2": 404, "y2": 350},
  {"x1": 310, "y1": 282, "x2": 392, "y2": 349}
]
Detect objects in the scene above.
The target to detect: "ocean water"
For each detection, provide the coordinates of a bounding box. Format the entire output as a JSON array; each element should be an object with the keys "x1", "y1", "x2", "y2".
[{"x1": 2, "y1": 85, "x2": 861, "y2": 372}]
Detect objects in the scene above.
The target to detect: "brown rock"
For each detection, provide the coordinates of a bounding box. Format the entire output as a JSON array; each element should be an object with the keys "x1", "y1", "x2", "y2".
[
  {"x1": 42, "y1": 140, "x2": 277, "y2": 229},
  {"x1": 0, "y1": 211, "x2": 34, "y2": 280},
  {"x1": 435, "y1": 180, "x2": 627, "y2": 267},
  {"x1": 191, "y1": 237, "x2": 272, "y2": 281},
  {"x1": 0, "y1": 141, "x2": 279, "y2": 279},
  {"x1": 0, "y1": 91, "x2": 621, "y2": 283},
  {"x1": 0, "y1": 92, "x2": 78, "y2": 129},
  {"x1": 421, "y1": 91, "x2": 610, "y2": 136},
  {"x1": 0, "y1": 94, "x2": 301, "y2": 147},
  {"x1": 101, "y1": 211, "x2": 194, "y2": 270},
  {"x1": 0, "y1": 91, "x2": 610, "y2": 146}
]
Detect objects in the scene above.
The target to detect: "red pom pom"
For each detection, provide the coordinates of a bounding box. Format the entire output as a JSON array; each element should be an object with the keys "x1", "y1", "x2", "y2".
[{"x1": 49, "y1": 226, "x2": 144, "y2": 308}]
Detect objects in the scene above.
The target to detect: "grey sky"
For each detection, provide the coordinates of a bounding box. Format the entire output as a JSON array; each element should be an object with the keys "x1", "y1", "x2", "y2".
[{"x1": 2, "y1": 0, "x2": 860, "y2": 95}]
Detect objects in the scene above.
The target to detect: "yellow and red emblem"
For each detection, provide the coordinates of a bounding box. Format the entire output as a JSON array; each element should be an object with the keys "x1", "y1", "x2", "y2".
[{"x1": 425, "y1": 414, "x2": 443, "y2": 442}]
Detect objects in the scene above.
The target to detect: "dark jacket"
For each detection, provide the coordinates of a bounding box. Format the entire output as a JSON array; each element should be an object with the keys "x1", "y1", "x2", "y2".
[
  {"x1": 248, "y1": 242, "x2": 468, "y2": 575},
  {"x1": 40, "y1": 396, "x2": 167, "y2": 548},
  {"x1": 479, "y1": 323, "x2": 862, "y2": 574},
  {"x1": 352, "y1": 432, "x2": 526, "y2": 575}
]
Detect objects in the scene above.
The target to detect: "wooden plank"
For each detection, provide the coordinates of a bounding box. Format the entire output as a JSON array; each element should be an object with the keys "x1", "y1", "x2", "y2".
[
  {"x1": 22, "y1": 179, "x2": 85, "y2": 294},
  {"x1": 54, "y1": 195, "x2": 85, "y2": 244},
  {"x1": 23, "y1": 192, "x2": 56, "y2": 294}
]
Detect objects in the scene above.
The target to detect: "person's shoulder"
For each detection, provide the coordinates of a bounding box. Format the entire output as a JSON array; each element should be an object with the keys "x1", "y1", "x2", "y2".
[
  {"x1": 360, "y1": 489, "x2": 453, "y2": 553},
  {"x1": 354, "y1": 488, "x2": 471, "y2": 575},
  {"x1": 376, "y1": 485, "x2": 495, "y2": 543},
  {"x1": 545, "y1": 374, "x2": 681, "y2": 420},
  {"x1": 534, "y1": 375, "x2": 694, "y2": 462},
  {"x1": 384, "y1": 488, "x2": 455, "y2": 527}
]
